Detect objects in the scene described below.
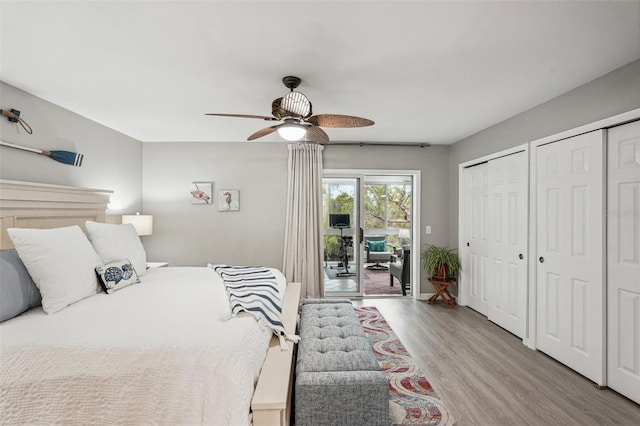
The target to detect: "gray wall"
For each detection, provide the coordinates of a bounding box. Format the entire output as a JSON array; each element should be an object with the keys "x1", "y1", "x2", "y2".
[
  {"x1": 142, "y1": 142, "x2": 290, "y2": 269},
  {"x1": 8, "y1": 57, "x2": 639, "y2": 295},
  {"x1": 324, "y1": 144, "x2": 451, "y2": 294},
  {"x1": 0, "y1": 82, "x2": 143, "y2": 213},
  {"x1": 0, "y1": 78, "x2": 449, "y2": 294},
  {"x1": 449, "y1": 59, "x2": 640, "y2": 247},
  {"x1": 143, "y1": 142, "x2": 451, "y2": 294}
]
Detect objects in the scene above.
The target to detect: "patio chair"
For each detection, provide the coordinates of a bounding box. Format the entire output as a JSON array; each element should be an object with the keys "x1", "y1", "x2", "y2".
[
  {"x1": 389, "y1": 245, "x2": 410, "y2": 296},
  {"x1": 364, "y1": 235, "x2": 394, "y2": 270}
]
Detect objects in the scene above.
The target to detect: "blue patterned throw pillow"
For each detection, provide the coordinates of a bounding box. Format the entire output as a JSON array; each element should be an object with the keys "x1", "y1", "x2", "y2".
[{"x1": 95, "y1": 259, "x2": 140, "y2": 294}]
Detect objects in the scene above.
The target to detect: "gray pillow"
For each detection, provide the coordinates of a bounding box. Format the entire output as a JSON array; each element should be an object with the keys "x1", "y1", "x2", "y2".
[{"x1": 0, "y1": 249, "x2": 42, "y2": 322}]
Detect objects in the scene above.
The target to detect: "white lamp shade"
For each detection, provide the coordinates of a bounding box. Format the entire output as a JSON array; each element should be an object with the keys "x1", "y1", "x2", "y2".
[
  {"x1": 277, "y1": 123, "x2": 307, "y2": 141},
  {"x1": 122, "y1": 214, "x2": 153, "y2": 236},
  {"x1": 398, "y1": 229, "x2": 411, "y2": 239}
]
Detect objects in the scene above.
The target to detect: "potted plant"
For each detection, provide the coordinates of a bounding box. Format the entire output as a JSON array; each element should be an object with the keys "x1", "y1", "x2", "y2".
[{"x1": 421, "y1": 244, "x2": 461, "y2": 280}]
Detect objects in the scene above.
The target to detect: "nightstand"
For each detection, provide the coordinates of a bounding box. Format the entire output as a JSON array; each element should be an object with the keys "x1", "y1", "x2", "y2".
[{"x1": 146, "y1": 262, "x2": 170, "y2": 269}]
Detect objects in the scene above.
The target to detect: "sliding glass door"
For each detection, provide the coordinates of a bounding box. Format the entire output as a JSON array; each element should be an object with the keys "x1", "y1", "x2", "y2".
[
  {"x1": 323, "y1": 172, "x2": 416, "y2": 298},
  {"x1": 323, "y1": 177, "x2": 362, "y2": 296},
  {"x1": 363, "y1": 176, "x2": 413, "y2": 296}
]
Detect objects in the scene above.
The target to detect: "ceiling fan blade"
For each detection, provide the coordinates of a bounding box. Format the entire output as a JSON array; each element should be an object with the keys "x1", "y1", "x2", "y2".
[
  {"x1": 247, "y1": 124, "x2": 281, "y2": 141},
  {"x1": 308, "y1": 114, "x2": 374, "y2": 128},
  {"x1": 206, "y1": 113, "x2": 279, "y2": 121},
  {"x1": 306, "y1": 125, "x2": 330, "y2": 144}
]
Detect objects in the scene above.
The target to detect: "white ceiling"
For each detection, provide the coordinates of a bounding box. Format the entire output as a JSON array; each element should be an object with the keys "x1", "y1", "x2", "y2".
[{"x1": 1, "y1": 1, "x2": 639, "y2": 144}]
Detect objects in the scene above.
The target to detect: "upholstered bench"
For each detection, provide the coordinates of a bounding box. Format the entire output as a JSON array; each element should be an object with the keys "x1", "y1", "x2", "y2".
[{"x1": 294, "y1": 299, "x2": 389, "y2": 426}]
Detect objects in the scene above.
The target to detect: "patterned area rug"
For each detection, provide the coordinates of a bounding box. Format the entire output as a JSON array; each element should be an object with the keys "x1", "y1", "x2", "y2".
[
  {"x1": 356, "y1": 306, "x2": 456, "y2": 426},
  {"x1": 365, "y1": 268, "x2": 403, "y2": 296}
]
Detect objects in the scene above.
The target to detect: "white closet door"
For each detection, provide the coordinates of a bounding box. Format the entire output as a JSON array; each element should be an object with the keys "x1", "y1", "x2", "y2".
[
  {"x1": 488, "y1": 152, "x2": 528, "y2": 338},
  {"x1": 536, "y1": 130, "x2": 605, "y2": 385},
  {"x1": 607, "y1": 120, "x2": 640, "y2": 403},
  {"x1": 465, "y1": 163, "x2": 490, "y2": 316}
]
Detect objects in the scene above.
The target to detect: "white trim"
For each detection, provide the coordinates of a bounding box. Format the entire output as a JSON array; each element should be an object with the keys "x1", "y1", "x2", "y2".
[
  {"x1": 457, "y1": 164, "x2": 468, "y2": 307},
  {"x1": 412, "y1": 171, "x2": 421, "y2": 300},
  {"x1": 458, "y1": 144, "x2": 528, "y2": 169},
  {"x1": 418, "y1": 293, "x2": 435, "y2": 301},
  {"x1": 530, "y1": 107, "x2": 640, "y2": 147},
  {"x1": 324, "y1": 169, "x2": 421, "y2": 299},
  {"x1": 599, "y1": 130, "x2": 608, "y2": 386},
  {"x1": 527, "y1": 141, "x2": 538, "y2": 350}
]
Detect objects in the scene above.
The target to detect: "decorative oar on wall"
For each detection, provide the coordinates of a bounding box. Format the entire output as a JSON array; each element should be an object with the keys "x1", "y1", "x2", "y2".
[
  {"x1": 0, "y1": 109, "x2": 33, "y2": 134},
  {"x1": 0, "y1": 141, "x2": 84, "y2": 167}
]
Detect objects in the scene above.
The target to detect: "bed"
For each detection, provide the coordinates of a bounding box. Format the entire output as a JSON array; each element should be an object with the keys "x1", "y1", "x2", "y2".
[{"x1": 0, "y1": 179, "x2": 300, "y2": 426}]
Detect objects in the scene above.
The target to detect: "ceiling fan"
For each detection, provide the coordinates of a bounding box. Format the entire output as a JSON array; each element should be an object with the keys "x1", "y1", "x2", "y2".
[{"x1": 206, "y1": 76, "x2": 374, "y2": 144}]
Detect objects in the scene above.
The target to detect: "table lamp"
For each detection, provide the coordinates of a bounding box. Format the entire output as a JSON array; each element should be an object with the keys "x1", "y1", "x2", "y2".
[{"x1": 122, "y1": 212, "x2": 153, "y2": 236}]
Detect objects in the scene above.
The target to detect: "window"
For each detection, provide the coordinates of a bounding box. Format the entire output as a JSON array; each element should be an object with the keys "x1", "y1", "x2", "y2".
[{"x1": 364, "y1": 176, "x2": 412, "y2": 248}]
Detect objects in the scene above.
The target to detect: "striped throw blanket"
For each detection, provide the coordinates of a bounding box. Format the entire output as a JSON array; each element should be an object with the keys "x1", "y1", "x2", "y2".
[{"x1": 214, "y1": 265, "x2": 297, "y2": 350}]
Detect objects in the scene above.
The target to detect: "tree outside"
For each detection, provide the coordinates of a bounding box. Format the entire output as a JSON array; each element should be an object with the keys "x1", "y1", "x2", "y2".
[
  {"x1": 364, "y1": 184, "x2": 412, "y2": 249},
  {"x1": 323, "y1": 181, "x2": 413, "y2": 261},
  {"x1": 323, "y1": 183, "x2": 355, "y2": 260}
]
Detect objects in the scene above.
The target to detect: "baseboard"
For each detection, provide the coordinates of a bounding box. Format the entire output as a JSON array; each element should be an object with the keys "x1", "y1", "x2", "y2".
[{"x1": 418, "y1": 293, "x2": 434, "y2": 301}]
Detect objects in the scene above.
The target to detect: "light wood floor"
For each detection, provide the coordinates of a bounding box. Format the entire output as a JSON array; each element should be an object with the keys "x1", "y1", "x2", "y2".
[{"x1": 351, "y1": 298, "x2": 640, "y2": 426}]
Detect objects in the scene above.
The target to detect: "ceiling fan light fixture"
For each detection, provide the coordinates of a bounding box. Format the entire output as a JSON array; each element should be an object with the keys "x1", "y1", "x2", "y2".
[
  {"x1": 281, "y1": 91, "x2": 311, "y2": 117},
  {"x1": 206, "y1": 75, "x2": 375, "y2": 144},
  {"x1": 277, "y1": 122, "x2": 307, "y2": 141}
]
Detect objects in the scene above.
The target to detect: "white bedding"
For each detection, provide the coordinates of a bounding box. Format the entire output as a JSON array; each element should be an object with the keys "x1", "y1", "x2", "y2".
[{"x1": 0, "y1": 266, "x2": 287, "y2": 425}]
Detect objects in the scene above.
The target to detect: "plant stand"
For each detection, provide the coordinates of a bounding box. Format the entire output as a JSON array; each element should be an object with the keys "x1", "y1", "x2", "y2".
[{"x1": 427, "y1": 278, "x2": 456, "y2": 308}]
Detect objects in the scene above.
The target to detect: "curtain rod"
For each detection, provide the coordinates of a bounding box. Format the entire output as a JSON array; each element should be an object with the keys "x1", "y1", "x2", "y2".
[{"x1": 324, "y1": 142, "x2": 431, "y2": 147}]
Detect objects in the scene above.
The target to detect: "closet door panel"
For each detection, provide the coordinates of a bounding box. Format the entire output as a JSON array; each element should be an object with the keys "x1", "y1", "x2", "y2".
[
  {"x1": 466, "y1": 164, "x2": 489, "y2": 316},
  {"x1": 488, "y1": 151, "x2": 528, "y2": 338},
  {"x1": 536, "y1": 130, "x2": 604, "y2": 385},
  {"x1": 607, "y1": 120, "x2": 640, "y2": 403}
]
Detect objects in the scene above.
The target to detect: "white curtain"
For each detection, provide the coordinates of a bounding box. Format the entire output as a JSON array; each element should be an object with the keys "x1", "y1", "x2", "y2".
[{"x1": 282, "y1": 142, "x2": 324, "y2": 299}]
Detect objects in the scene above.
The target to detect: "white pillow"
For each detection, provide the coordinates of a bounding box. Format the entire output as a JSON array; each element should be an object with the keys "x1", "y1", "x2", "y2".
[
  {"x1": 7, "y1": 225, "x2": 102, "y2": 314},
  {"x1": 85, "y1": 221, "x2": 147, "y2": 276}
]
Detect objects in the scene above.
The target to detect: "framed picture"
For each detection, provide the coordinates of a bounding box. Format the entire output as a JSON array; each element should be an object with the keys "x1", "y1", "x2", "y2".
[
  {"x1": 191, "y1": 182, "x2": 213, "y2": 204},
  {"x1": 218, "y1": 190, "x2": 239, "y2": 211}
]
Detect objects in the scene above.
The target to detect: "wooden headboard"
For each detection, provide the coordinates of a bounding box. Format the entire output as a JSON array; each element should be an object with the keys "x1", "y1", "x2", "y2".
[{"x1": 0, "y1": 179, "x2": 113, "y2": 249}]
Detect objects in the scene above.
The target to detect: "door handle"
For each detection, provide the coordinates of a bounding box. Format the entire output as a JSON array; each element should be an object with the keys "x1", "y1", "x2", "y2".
[
  {"x1": 359, "y1": 228, "x2": 363, "y2": 244},
  {"x1": 466, "y1": 242, "x2": 470, "y2": 247},
  {"x1": 519, "y1": 253, "x2": 524, "y2": 260},
  {"x1": 539, "y1": 256, "x2": 545, "y2": 263}
]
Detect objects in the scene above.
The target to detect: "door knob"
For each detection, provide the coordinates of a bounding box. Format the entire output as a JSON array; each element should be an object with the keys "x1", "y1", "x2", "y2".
[
  {"x1": 466, "y1": 242, "x2": 470, "y2": 247},
  {"x1": 539, "y1": 256, "x2": 544, "y2": 263},
  {"x1": 519, "y1": 254, "x2": 524, "y2": 260}
]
